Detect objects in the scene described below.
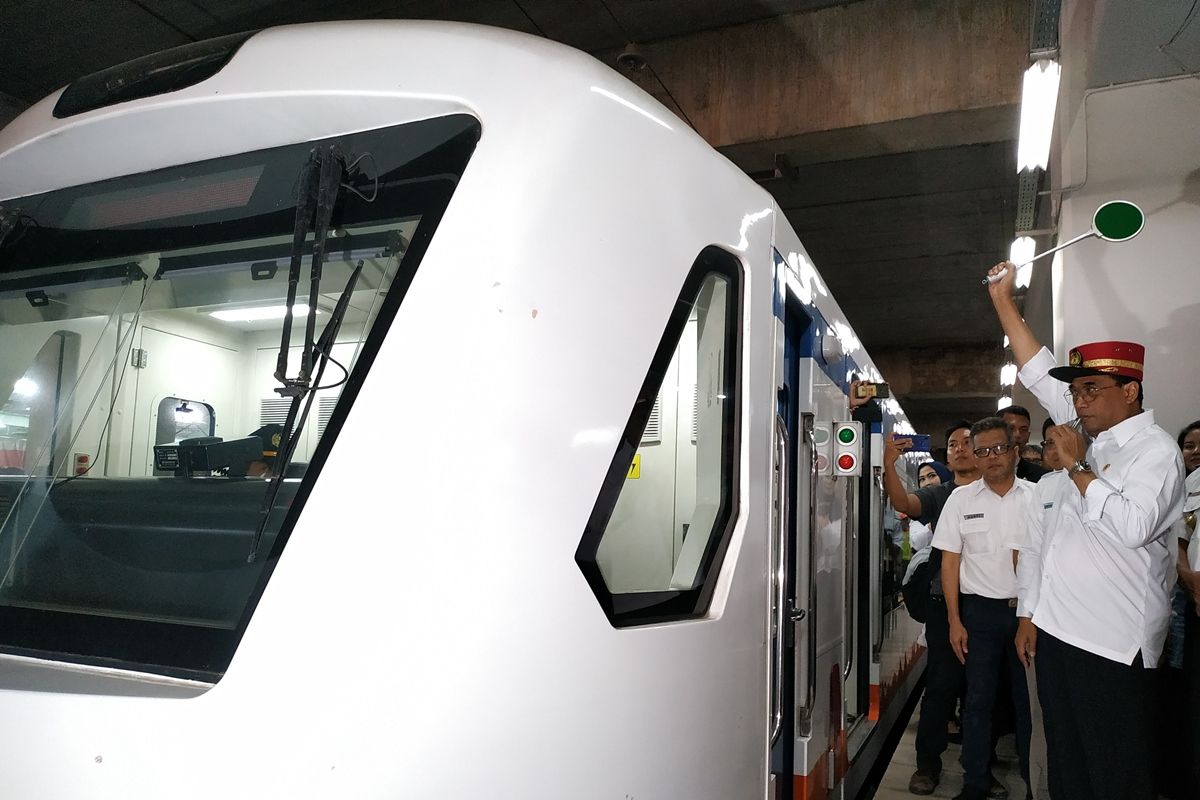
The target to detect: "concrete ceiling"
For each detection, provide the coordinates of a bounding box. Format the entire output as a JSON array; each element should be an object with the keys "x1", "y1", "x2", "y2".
[{"x1": 0, "y1": 0, "x2": 1035, "y2": 436}]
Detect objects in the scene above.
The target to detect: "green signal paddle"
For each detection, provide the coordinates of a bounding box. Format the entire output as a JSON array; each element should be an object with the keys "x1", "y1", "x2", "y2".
[{"x1": 984, "y1": 200, "x2": 1145, "y2": 285}]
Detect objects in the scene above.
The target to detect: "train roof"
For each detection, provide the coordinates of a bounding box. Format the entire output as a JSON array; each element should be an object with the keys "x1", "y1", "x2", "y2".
[
  {"x1": 0, "y1": 21, "x2": 736, "y2": 199},
  {"x1": 0, "y1": 19, "x2": 911, "y2": 433}
]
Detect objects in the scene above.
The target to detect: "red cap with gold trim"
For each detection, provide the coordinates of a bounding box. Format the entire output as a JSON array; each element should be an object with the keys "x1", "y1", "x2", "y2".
[{"x1": 1048, "y1": 340, "x2": 1145, "y2": 382}]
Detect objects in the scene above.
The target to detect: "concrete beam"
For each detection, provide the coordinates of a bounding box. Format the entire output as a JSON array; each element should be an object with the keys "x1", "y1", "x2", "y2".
[
  {"x1": 872, "y1": 346, "x2": 1001, "y2": 398},
  {"x1": 871, "y1": 345, "x2": 1009, "y2": 441},
  {"x1": 720, "y1": 106, "x2": 1019, "y2": 173},
  {"x1": 609, "y1": 0, "x2": 1028, "y2": 151}
]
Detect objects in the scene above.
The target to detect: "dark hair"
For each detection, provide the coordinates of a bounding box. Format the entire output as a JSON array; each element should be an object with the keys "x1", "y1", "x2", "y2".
[
  {"x1": 1021, "y1": 444, "x2": 1043, "y2": 457},
  {"x1": 918, "y1": 460, "x2": 953, "y2": 484},
  {"x1": 1113, "y1": 375, "x2": 1144, "y2": 405},
  {"x1": 970, "y1": 416, "x2": 1014, "y2": 445},
  {"x1": 944, "y1": 419, "x2": 973, "y2": 441},
  {"x1": 1041, "y1": 417, "x2": 1056, "y2": 438},
  {"x1": 1180, "y1": 420, "x2": 1200, "y2": 449},
  {"x1": 997, "y1": 404, "x2": 1031, "y2": 422}
]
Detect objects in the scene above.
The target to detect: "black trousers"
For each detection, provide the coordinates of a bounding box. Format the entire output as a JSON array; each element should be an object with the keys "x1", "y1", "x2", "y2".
[
  {"x1": 960, "y1": 595, "x2": 1031, "y2": 793},
  {"x1": 1036, "y1": 630, "x2": 1154, "y2": 800},
  {"x1": 915, "y1": 593, "x2": 966, "y2": 774}
]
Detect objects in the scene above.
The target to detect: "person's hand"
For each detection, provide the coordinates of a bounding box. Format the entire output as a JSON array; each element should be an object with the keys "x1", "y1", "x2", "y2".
[
  {"x1": 884, "y1": 433, "x2": 913, "y2": 466},
  {"x1": 949, "y1": 618, "x2": 969, "y2": 665},
  {"x1": 849, "y1": 379, "x2": 870, "y2": 409},
  {"x1": 1015, "y1": 617, "x2": 1038, "y2": 669},
  {"x1": 986, "y1": 260, "x2": 1018, "y2": 305},
  {"x1": 1048, "y1": 424, "x2": 1088, "y2": 467}
]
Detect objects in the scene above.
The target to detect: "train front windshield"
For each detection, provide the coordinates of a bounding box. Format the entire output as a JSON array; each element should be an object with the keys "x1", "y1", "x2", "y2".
[{"x1": 0, "y1": 114, "x2": 479, "y2": 679}]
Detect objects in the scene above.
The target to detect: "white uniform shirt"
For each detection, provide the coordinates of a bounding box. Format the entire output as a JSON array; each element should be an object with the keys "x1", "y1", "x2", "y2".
[
  {"x1": 931, "y1": 478, "x2": 1035, "y2": 599},
  {"x1": 1016, "y1": 347, "x2": 1185, "y2": 666},
  {"x1": 1172, "y1": 469, "x2": 1200, "y2": 571},
  {"x1": 1008, "y1": 470, "x2": 1071, "y2": 618}
]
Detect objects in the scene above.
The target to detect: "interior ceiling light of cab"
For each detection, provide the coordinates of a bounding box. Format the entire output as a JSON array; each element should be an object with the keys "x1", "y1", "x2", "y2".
[{"x1": 0, "y1": 113, "x2": 480, "y2": 681}]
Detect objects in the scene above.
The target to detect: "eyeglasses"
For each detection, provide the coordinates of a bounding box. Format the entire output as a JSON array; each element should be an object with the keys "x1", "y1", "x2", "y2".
[
  {"x1": 972, "y1": 443, "x2": 1014, "y2": 458},
  {"x1": 1064, "y1": 383, "x2": 1121, "y2": 403}
]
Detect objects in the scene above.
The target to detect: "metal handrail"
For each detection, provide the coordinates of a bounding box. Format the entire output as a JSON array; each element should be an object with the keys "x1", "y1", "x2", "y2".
[
  {"x1": 844, "y1": 477, "x2": 856, "y2": 681},
  {"x1": 798, "y1": 412, "x2": 818, "y2": 738},
  {"x1": 872, "y1": 465, "x2": 886, "y2": 654},
  {"x1": 769, "y1": 413, "x2": 789, "y2": 745}
]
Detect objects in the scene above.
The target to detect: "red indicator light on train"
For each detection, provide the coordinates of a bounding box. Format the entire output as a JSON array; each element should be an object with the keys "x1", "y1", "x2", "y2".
[{"x1": 837, "y1": 454, "x2": 856, "y2": 471}]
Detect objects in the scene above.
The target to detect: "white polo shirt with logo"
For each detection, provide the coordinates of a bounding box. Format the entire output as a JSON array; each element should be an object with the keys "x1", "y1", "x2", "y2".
[{"x1": 931, "y1": 477, "x2": 1036, "y2": 599}]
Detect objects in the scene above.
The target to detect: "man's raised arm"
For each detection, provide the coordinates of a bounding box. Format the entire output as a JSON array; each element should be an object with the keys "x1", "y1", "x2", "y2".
[
  {"x1": 985, "y1": 261, "x2": 1074, "y2": 425},
  {"x1": 986, "y1": 261, "x2": 1041, "y2": 369}
]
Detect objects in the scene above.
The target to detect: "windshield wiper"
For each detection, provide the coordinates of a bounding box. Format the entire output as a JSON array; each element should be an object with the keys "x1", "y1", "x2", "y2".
[
  {"x1": 275, "y1": 145, "x2": 343, "y2": 396},
  {"x1": 247, "y1": 145, "x2": 348, "y2": 563}
]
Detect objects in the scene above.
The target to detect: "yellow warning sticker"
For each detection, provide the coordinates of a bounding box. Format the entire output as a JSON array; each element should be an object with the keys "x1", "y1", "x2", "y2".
[{"x1": 627, "y1": 454, "x2": 641, "y2": 479}]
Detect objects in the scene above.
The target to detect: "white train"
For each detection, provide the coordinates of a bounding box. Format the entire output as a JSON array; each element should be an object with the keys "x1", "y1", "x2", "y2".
[{"x1": 0, "y1": 22, "x2": 923, "y2": 799}]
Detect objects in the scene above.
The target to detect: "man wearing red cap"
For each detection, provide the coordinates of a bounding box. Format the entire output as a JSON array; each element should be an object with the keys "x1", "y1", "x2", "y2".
[{"x1": 986, "y1": 262, "x2": 1185, "y2": 800}]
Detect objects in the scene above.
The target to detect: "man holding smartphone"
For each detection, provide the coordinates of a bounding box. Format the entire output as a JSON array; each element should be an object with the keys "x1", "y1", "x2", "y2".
[{"x1": 884, "y1": 422, "x2": 983, "y2": 794}]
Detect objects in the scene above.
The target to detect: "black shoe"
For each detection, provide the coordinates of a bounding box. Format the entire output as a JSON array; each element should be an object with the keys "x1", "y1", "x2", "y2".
[
  {"x1": 986, "y1": 775, "x2": 1009, "y2": 799},
  {"x1": 908, "y1": 769, "x2": 940, "y2": 795}
]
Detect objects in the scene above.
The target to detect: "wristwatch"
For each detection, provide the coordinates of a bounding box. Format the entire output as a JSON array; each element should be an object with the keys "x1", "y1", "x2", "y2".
[{"x1": 1069, "y1": 459, "x2": 1093, "y2": 476}]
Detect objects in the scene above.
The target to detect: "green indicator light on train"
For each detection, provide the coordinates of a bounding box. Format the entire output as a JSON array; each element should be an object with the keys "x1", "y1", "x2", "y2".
[{"x1": 837, "y1": 427, "x2": 856, "y2": 444}]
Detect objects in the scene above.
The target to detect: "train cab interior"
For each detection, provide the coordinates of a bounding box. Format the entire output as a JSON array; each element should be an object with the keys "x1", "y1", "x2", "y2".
[{"x1": 0, "y1": 114, "x2": 479, "y2": 679}]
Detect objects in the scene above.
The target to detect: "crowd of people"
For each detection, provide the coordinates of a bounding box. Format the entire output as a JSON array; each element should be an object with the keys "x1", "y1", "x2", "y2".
[{"x1": 882, "y1": 261, "x2": 1193, "y2": 800}]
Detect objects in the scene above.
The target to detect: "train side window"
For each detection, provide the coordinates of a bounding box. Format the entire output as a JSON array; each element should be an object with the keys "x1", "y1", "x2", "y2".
[{"x1": 576, "y1": 247, "x2": 741, "y2": 626}]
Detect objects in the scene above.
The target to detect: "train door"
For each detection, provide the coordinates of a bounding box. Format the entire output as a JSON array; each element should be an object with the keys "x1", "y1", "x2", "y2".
[
  {"x1": 792, "y1": 321, "x2": 852, "y2": 798},
  {"x1": 844, "y1": 469, "x2": 864, "y2": 735},
  {"x1": 127, "y1": 326, "x2": 241, "y2": 476},
  {"x1": 845, "y1": 410, "x2": 880, "y2": 755},
  {"x1": 769, "y1": 294, "x2": 807, "y2": 799}
]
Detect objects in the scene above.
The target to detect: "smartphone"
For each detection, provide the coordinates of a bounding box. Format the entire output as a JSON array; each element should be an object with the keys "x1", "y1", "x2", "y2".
[
  {"x1": 906, "y1": 433, "x2": 932, "y2": 453},
  {"x1": 854, "y1": 381, "x2": 891, "y2": 399}
]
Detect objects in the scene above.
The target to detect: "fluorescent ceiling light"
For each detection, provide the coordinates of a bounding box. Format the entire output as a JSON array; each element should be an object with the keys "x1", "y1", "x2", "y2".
[
  {"x1": 1017, "y1": 59, "x2": 1061, "y2": 172},
  {"x1": 1010, "y1": 236, "x2": 1036, "y2": 288},
  {"x1": 210, "y1": 303, "x2": 318, "y2": 322},
  {"x1": 997, "y1": 395, "x2": 1013, "y2": 410},
  {"x1": 1003, "y1": 335, "x2": 1010, "y2": 348},
  {"x1": 1000, "y1": 362, "x2": 1017, "y2": 386}
]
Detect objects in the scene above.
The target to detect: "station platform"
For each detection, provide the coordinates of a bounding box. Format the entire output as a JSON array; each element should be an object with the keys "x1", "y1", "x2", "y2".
[{"x1": 871, "y1": 692, "x2": 1029, "y2": 800}]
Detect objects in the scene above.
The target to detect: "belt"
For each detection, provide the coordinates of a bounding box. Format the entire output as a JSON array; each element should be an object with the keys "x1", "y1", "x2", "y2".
[{"x1": 964, "y1": 594, "x2": 1018, "y2": 608}]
